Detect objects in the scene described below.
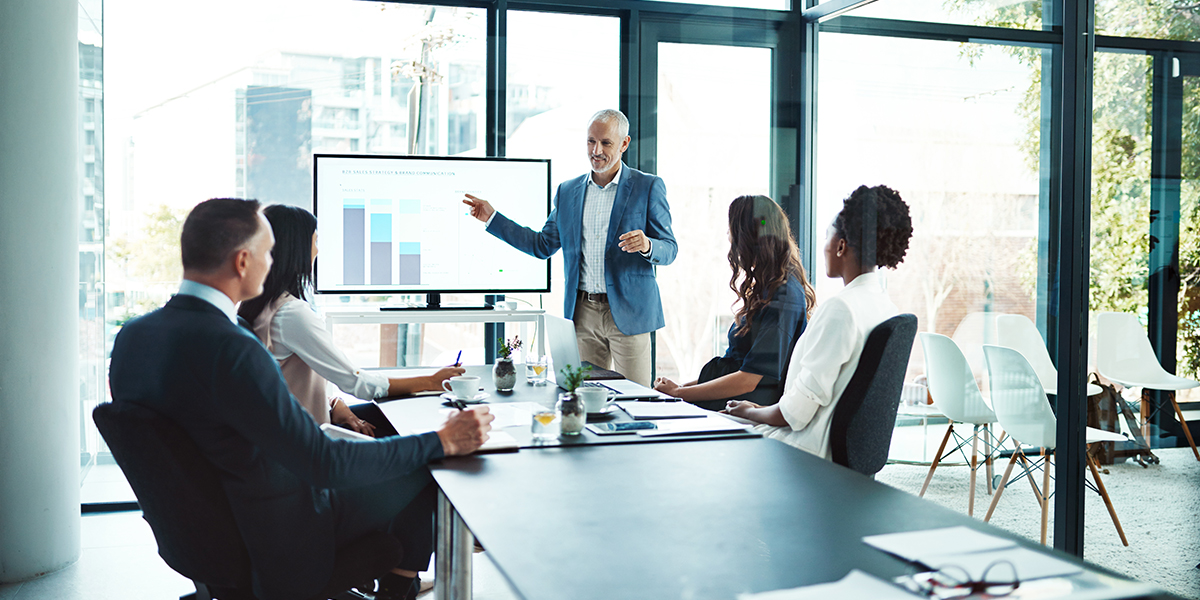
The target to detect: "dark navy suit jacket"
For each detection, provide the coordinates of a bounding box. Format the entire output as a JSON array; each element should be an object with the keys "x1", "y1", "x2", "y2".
[
  {"x1": 108, "y1": 294, "x2": 444, "y2": 600},
  {"x1": 487, "y1": 163, "x2": 677, "y2": 336}
]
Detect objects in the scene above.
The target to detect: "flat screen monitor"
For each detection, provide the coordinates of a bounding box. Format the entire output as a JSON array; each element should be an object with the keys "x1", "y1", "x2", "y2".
[{"x1": 313, "y1": 154, "x2": 551, "y2": 295}]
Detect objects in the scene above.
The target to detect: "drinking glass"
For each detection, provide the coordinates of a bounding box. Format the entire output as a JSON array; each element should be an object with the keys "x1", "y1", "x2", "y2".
[
  {"x1": 525, "y1": 355, "x2": 549, "y2": 386},
  {"x1": 531, "y1": 406, "x2": 560, "y2": 441}
]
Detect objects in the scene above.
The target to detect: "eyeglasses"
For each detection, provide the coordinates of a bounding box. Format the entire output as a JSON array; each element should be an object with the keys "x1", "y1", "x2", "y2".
[{"x1": 902, "y1": 559, "x2": 1020, "y2": 599}]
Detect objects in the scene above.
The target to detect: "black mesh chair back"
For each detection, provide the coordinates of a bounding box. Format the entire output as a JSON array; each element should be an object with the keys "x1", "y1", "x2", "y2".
[{"x1": 829, "y1": 314, "x2": 918, "y2": 476}]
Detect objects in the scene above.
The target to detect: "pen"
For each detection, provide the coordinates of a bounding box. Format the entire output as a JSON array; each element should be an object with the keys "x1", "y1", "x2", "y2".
[
  {"x1": 454, "y1": 350, "x2": 462, "y2": 367},
  {"x1": 450, "y1": 399, "x2": 468, "y2": 410}
]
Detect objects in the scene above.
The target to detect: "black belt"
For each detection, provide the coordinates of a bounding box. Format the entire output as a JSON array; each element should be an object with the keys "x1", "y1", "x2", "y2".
[{"x1": 578, "y1": 290, "x2": 608, "y2": 304}]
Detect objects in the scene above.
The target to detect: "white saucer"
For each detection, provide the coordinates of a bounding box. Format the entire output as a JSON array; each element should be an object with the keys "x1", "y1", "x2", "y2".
[
  {"x1": 586, "y1": 404, "x2": 618, "y2": 417},
  {"x1": 440, "y1": 391, "x2": 491, "y2": 403}
]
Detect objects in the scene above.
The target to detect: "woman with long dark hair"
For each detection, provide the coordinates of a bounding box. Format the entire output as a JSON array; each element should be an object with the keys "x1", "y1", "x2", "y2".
[
  {"x1": 726, "y1": 185, "x2": 913, "y2": 459},
  {"x1": 653, "y1": 195, "x2": 816, "y2": 411},
  {"x1": 239, "y1": 204, "x2": 462, "y2": 435}
]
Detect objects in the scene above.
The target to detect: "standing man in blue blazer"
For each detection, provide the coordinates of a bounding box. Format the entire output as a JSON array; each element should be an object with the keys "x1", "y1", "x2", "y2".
[{"x1": 463, "y1": 109, "x2": 677, "y2": 386}]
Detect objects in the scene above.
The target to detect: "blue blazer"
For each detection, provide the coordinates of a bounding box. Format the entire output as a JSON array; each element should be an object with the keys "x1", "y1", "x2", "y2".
[
  {"x1": 108, "y1": 295, "x2": 444, "y2": 600},
  {"x1": 487, "y1": 164, "x2": 677, "y2": 336}
]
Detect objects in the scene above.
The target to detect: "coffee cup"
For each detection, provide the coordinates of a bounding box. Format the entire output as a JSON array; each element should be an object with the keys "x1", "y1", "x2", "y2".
[
  {"x1": 576, "y1": 386, "x2": 616, "y2": 413},
  {"x1": 442, "y1": 376, "x2": 481, "y2": 400}
]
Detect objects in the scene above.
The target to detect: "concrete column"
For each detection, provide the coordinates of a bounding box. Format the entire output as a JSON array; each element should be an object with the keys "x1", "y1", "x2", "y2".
[{"x1": 0, "y1": 0, "x2": 82, "y2": 582}]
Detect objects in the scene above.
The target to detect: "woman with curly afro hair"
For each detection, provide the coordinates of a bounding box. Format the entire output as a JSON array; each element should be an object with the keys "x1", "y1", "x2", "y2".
[{"x1": 725, "y1": 185, "x2": 913, "y2": 459}]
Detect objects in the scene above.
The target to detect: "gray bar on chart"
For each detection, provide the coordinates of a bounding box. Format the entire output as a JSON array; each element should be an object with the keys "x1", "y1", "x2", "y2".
[
  {"x1": 398, "y1": 254, "x2": 421, "y2": 285},
  {"x1": 343, "y1": 208, "x2": 365, "y2": 285},
  {"x1": 371, "y1": 242, "x2": 391, "y2": 285}
]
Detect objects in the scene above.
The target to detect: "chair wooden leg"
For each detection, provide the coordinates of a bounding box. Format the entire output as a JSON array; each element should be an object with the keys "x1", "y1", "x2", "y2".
[
  {"x1": 1141, "y1": 389, "x2": 1151, "y2": 444},
  {"x1": 968, "y1": 425, "x2": 980, "y2": 517},
  {"x1": 1040, "y1": 450, "x2": 1051, "y2": 546},
  {"x1": 1086, "y1": 449, "x2": 1129, "y2": 546},
  {"x1": 1167, "y1": 391, "x2": 1200, "y2": 461},
  {"x1": 920, "y1": 424, "x2": 954, "y2": 497},
  {"x1": 1017, "y1": 452, "x2": 1043, "y2": 510},
  {"x1": 984, "y1": 424, "x2": 995, "y2": 496},
  {"x1": 985, "y1": 449, "x2": 1020, "y2": 522}
]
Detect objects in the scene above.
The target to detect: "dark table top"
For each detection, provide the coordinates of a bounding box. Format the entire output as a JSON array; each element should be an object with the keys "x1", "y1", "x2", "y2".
[{"x1": 430, "y1": 437, "x2": 1178, "y2": 600}]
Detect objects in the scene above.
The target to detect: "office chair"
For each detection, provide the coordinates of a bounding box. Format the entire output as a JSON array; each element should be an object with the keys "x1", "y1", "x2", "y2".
[
  {"x1": 980, "y1": 346, "x2": 1129, "y2": 546},
  {"x1": 829, "y1": 313, "x2": 919, "y2": 476},
  {"x1": 918, "y1": 333, "x2": 1004, "y2": 516},
  {"x1": 93, "y1": 402, "x2": 402, "y2": 600},
  {"x1": 996, "y1": 314, "x2": 1102, "y2": 397},
  {"x1": 1095, "y1": 311, "x2": 1200, "y2": 461}
]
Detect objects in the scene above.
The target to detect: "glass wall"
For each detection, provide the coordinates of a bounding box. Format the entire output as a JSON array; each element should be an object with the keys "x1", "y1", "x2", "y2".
[
  {"x1": 78, "y1": 0, "x2": 106, "y2": 495},
  {"x1": 816, "y1": 34, "x2": 1042, "y2": 391},
  {"x1": 849, "y1": 0, "x2": 1043, "y2": 30},
  {"x1": 652, "y1": 42, "x2": 772, "y2": 382},
  {"x1": 105, "y1": 0, "x2": 484, "y2": 370},
  {"x1": 504, "y1": 10, "x2": 620, "y2": 345}
]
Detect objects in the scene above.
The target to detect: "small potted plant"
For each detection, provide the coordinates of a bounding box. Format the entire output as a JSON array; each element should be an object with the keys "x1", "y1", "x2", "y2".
[
  {"x1": 493, "y1": 336, "x2": 522, "y2": 392},
  {"x1": 557, "y1": 364, "x2": 592, "y2": 435}
]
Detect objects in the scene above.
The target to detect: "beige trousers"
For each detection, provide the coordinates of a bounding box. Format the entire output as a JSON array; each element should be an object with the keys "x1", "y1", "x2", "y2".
[{"x1": 573, "y1": 298, "x2": 652, "y2": 387}]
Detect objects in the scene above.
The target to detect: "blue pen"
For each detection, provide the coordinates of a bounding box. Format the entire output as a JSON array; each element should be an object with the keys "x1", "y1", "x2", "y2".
[{"x1": 454, "y1": 350, "x2": 462, "y2": 367}]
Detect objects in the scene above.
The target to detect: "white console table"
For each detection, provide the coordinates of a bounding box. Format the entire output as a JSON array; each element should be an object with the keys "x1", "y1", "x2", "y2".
[{"x1": 321, "y1": 307, "x2": 546, "y2": 357}]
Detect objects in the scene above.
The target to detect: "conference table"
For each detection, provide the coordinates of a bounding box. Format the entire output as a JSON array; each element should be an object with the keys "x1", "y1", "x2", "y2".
[{"x1": 374, "y1": 366, "x2": 1176, "y2": 600}]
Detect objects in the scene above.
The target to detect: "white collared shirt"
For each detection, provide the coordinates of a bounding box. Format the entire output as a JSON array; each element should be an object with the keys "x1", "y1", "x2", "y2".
[
  {"x1": 578, "y1": 163, "x2": 623, "y2": 293},
  {"x1": 756, "y1": 272, "x2": 899, "y2": 459},
  {"x1": 177, "y1": 280, "x2": 239, "y2": 324}
]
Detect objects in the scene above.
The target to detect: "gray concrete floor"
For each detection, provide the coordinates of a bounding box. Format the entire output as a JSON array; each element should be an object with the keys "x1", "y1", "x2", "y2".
[{"x1": 0, "y1": 510, "x2": 520, "y2": 600}]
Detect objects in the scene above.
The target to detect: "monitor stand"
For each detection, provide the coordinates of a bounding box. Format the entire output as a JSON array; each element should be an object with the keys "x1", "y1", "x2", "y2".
[{"x1": 380, "y1": 293, "x2": 494, "y2": 311}]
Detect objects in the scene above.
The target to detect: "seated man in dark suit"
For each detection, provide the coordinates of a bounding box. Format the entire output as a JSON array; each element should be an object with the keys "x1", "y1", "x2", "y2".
[{"x1": 108, "y1": 198, "x2": 493, "y2": 600}]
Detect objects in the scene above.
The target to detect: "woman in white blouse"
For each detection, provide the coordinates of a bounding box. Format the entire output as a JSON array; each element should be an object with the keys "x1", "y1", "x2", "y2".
[
  {"x1": 238, "y1": 204, "x2": 463, "y2": 436},
  {"x1": 725, "y1": 185, "x2": 913, "y2": 459}
]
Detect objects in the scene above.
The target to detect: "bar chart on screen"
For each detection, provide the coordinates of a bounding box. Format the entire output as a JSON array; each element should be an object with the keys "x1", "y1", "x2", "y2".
[{"x1": 314, "y1": 154, "x2": 551, "y2": 295}]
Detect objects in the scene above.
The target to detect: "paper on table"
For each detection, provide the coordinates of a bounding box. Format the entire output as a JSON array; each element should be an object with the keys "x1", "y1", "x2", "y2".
[
  {"x1": 485, "y1": 402, "x2": 543, "y2": 429},
  {"x1": 921, "y1": 546, "x2": 1082, "y2": 582},
  {"x1": 862, "y1": 526, "x2": 1016, "y2": 563},
  {"x1": 368, "y1": 368, "x2": 441, "y2": 379},
  {"x1": 616, "y1": 400, "x2": 711, "y2": 420},
  {"x1": 736, "y1": 570, "x2": 921, "y2": 600},
  {"x1": 320, "y1": 423, "x2": 375, "y2": 441},
  {"x1": 477, "y1": 430, "x2": 519, "y2": 453},
  {"x1": 636, "y1": 414, "x2": 752, "y2": 437}
]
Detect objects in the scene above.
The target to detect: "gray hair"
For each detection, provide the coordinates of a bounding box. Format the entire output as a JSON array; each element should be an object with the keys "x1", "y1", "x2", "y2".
[{"x1": 589, "y1": 109, "x2": 629, "y2": 139}]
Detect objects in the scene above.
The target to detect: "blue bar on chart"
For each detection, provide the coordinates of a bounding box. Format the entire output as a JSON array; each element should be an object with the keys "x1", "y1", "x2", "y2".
[
  {"x1": 343, "y1": 200, "x2": 365, "y2": 285},
  {"x1": 370, "y1": 199, "x2": 392, "y2": 285},
  {"x1": 397, "y1": 199, "x2": 421, "y2": 285}
]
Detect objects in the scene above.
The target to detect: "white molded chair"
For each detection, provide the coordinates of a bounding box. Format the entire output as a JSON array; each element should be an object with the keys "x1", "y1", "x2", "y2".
[
  {"x1": 996, "y1": 314, "x2": 1101, "y2": 397},
  {"x1": 1095, "y1": 312, "x2": 1200, "y2": 461},
  {"x1": 981, "y1": 345, "x2": 1128, "y2": 546},
  {"x1": 919, "y1": 333, "x2": 1005, "y2": 516}
]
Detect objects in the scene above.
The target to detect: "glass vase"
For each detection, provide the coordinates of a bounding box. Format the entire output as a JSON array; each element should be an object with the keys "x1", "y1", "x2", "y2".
[
  {"x1": 493, "y1": 358, "x2": 516, "y2": 392},
  {"x1": 558, "y1": 392, "x2": 586, "y2": 435}
]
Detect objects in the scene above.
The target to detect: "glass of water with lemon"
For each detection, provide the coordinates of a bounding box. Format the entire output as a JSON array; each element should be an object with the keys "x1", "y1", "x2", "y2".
[{"x1": 525, "y1": 355, "x2": 548, "y2": 386}]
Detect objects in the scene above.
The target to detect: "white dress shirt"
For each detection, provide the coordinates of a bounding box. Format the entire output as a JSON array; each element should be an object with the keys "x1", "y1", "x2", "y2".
[
  {"x1": 757, "y1": 272, "x2": 899, "y2": 459},
  {"x1": 578, "y1": 163, "x2": 622, "y2": 293},
  {"x1": 177, "y1": 280, "x2": 238, "y2": 324},
  {"x1": 265, "y1": 297, "x2": 390, "y2": 400}
]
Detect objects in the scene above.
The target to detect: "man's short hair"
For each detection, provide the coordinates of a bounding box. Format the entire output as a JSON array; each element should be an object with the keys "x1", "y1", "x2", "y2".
[
  {"x1": 589, "y1": 109, "x2": 629, "y2": 139},
  {"x1": 181, "y1": 198, "x2": 264, "y2": 273}
]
